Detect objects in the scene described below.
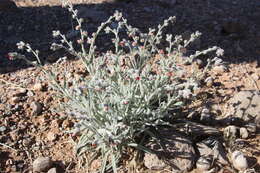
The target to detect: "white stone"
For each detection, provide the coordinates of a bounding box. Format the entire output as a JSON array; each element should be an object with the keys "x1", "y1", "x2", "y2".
[
  {"x1": 196, "y1": 157, "x2": 211, "y2": 171},
  {"x1": 224, "y1": 125, "x2": 237, "y2": 138},
  {"x1": 231, "y1": 151, "x2": 248, "y2": 171},
  {"x1": 239, "y1": 127, "x2": 249, "y2": 139}
]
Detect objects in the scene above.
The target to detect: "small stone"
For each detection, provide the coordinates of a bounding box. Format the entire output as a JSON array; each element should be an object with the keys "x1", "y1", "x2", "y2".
[
  {"x1": 214, "y1": 58, "x2": 224, "y2": 66},
  {"x1": 11, "y1": 96, "x2": 20, "y2": 104},
  {"x1": 32, "y1": 83, "x2": 44, "y2": 91},
  {"x1": 30, "y1": 102, "x2": 43, "y2": 115},
  {"x1": 200, "y1": 113, "x2": 212, "y2": 123},
  {"x1": 0, "y1": 126, "x2": 7, "y2": 132},
  {"x1": 46, "y1": 132, "x2": 57, "y2": 142},
  {"x1": 231, "y1": 151, "x2": 248, "y2": 171},
  {"x1": 12, "y1": 88, "x2": 27, "y2": 97},
  {"x1": 212, "y1": 65, "x2": 227, "y2": 73},
  {"x1": 195, "y1": 59, "x2": 204, "y2": 69},
  {"x1": 196, "y1": 157, "x2": 211, "y2": 171},
  {"x1": 33, "y1": 157, "x2": 53, "y2": 172},
  {"x1": 251, "y1": 73, "x2": 259, "y2": 80},
  {"x1": 47, "y1": 167, "x2": 57, "y2": 173},
  {"x1": 205, "y1": 77, "x2": 214, "y2": 87},
  {"x1": 239, "y1": 127, "x2": 249, "y2": 139},
  {"x1": 27, "y1": 90, "x2": 35, "y2": 97},
  {"x1": 245, "y1": 123, "x2": 257, "y2": 133},
  {"x1": 224, "y1": 125, "x2": 238, "y2": 139}
]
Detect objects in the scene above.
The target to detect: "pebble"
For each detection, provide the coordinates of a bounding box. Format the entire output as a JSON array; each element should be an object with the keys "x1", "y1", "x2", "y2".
[
  {"x1": 11, "y1": 96, "x2": 20, "y2": 104},
  {"x1": 212, "y1": 65, "x2": 227, "y2": 73},
  {"x1": 231, "y1": 150, "x2": 248, "y2": 171},
  {"x1": 214, "y1": 57, "x2": 224, "y2": 66},
  {"x1": 239, "y1": 127, "x2": 249, "y2": 139},
  {"x1": 224, "y1": 125, "x2": 238, "y2": 138},
  {"x1": 251, "y1": 73, "x2": 259, "y2": 80},
  {"x1": 0, "y1": 126, "x2": 7, "y2": 132},
  {"x1": 30, "y1": 101, "x2": 43, "y2": 115},
  {"x1": 245, "y1": 123, "x2": 257, "y2": 133},
  {"x1": 200, "y1": 108, "x2": 213, "y2": 123},
  {"x1": 196, "y1": 157, "x2": 211, "y2": 171},
  {"x1": 205, "y1": 77, "x2": 214, "y2": 87},
  {"x1": 33, "y1": 83, "x2": 44, "y2": 91},
  {"x1": 46, "y1": 131, "x2": 57, "y2": 142},
  {"x1": 12, "y1": 88, "x2": 27, "y2": 97},
  {"x1": 33, "y1": 157, "x2": 53, "y2": 172},
  {"x1": 27, "y1": 90, "x2": 35, "y2": 97},
  {"x1": 200, "y1": 113, "x2": 212, "y2": 123},
  {"x1": 195, "y1": 59, "x2": 204, "y2": 69},
  {"x1": 47, "y1": 167, "x2": 57, "y2": 173}
]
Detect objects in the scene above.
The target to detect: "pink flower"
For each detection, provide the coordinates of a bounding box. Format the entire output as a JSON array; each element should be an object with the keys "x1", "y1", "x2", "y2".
[
  {"x1": 166, "y1": 72, "x2": 174, "y2": 77},
  {"x1": 159, "y1": 49, "x2": 165, "y2": 54},
  {"x1": 6, "y1": 53, "x2": 15, "y2": 60},
  {"x1": 122, "y1": 100, "x2": 129, "y2": 105},
  {"x1": 119, "y1": 41, "x2": 125, "y2": 47}
]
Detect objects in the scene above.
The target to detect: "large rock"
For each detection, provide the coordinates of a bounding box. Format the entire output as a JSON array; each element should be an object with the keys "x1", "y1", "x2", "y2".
[
  {"x1": 227, "y1": 90, "x2": 260, "y2": 122},
  {"x1": 144, "y1": 129, "x2": 195, "y2": 172},
  {"x1": 0, "y1": 0, "x2": 19, "y2": 12}
]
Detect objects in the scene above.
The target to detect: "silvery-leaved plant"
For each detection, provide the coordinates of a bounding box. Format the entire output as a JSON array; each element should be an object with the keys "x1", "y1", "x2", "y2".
[{"x1": 10, "y1": 0, "x2": 225, "y2": 172}]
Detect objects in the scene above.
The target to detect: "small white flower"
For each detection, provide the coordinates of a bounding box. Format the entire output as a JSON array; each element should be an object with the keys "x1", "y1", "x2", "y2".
[
  {"x1": 216, "y1": 48, "x2": 224, "y2": 56},
  {"x1": 17, "y1": 41, "x2": 25, "y2": 50},
  {"x1": 52, "y1": 30, "x2": 60, "y2": 38}
]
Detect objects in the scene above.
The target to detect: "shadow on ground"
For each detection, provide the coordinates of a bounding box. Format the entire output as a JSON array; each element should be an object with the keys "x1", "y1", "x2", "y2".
[{"x1": 0, "y1": 0, "x2": 259, "y2": 74}]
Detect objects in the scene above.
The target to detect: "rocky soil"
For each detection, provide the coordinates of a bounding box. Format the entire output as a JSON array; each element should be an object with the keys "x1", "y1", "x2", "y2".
[{"x1": 0, "y1": 0, "x2": 259, "y2": 173}]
